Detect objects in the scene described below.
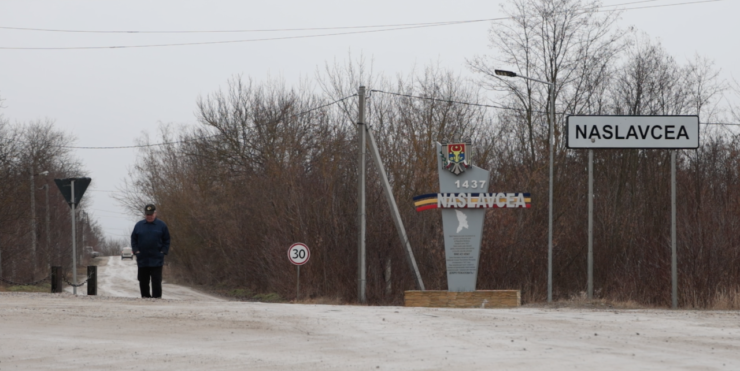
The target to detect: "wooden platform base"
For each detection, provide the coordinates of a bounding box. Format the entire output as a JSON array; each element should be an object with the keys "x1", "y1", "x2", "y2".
[{"x1": 404, "y1": 290, "x2": 521, "y2": 308}]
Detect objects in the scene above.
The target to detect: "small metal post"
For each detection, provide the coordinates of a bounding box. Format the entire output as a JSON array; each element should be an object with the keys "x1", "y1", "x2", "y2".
[
  {"x1": 296, "y1": 265, "x2": 300, "y2": 301},
  {"x1": 51, "y1": 266, "x2": 63, "y2": 293},
  {"x1": 588, "y1": 149, "x2": 594, "y2": 299},
  {"x1": 87, "y1": 265, "x2": 97, "y2": 296},
  {"x1": 357, "y1": 86, "x2": 367, "y2": 303},
  {"x1": 671, "y1": 150, "x2": 677, "y2": 309},
  {"x1": 82, "y1": 211, "x2": 86, "y2": 263},
  {"x1": 385, "y1": 258, "x2": 392, "y2": 296}
]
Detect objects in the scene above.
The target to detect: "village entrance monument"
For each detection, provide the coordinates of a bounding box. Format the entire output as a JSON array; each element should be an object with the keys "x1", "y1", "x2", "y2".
[{"x1": 404, "y1": 140, "x2": 529, "y2": 308}]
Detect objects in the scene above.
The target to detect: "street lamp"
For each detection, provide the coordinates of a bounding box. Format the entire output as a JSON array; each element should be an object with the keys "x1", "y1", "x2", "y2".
[{"x1": 495, "y1": 69, "x2": 556, "y2": 303}]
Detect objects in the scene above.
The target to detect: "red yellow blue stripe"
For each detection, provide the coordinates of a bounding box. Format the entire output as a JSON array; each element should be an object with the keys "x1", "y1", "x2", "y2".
[{"x1": 414, "y1": 193, "x2": 531, "y2": 212}]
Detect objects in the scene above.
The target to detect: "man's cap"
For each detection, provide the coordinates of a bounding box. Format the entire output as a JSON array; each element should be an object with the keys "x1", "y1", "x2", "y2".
[{"x1": 145, "y1": 204, "x2": 156, "y2": 215}]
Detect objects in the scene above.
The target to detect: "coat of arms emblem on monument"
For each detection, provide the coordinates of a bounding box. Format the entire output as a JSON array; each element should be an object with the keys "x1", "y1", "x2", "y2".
[{"x1": 441, "y1": 139, "x2": 471, "y2": 176}]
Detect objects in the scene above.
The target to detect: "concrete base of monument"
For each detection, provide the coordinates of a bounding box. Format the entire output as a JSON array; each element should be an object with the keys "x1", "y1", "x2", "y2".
[{"x1": 404, "y1": 290, "x2": 521, "y2": 308}]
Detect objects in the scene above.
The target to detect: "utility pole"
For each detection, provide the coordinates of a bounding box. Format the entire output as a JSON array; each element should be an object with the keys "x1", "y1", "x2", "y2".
[
  {"x1": 43, "y1": 184, "x2": 51, "y2": 269},
  {"x1": 357, "y1": 86, "x2": 367, "y2": 304},
  {"x1": 30, "y1": 164, "x2": 37, "y2": 275},
  {"x1": 71, "y1": 180, "x2": 77, "y2": 295},
  {"x1": 547, "y1": 81, "x2": 556, "y2": 303}
]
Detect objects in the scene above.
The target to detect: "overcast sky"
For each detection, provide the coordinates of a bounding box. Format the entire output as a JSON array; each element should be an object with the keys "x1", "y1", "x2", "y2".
[{"x1": 1, "y1": 0, "x2": 737, "y2": 243}]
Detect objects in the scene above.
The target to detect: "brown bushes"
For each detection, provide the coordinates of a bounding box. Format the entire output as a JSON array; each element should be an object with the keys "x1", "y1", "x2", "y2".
[
  {"x1": 119, "y1": 65, "x2": 740, "y2": 308},
  {"x1": 119, "y1": 0, "x2": 739, "y2": 307},
  {"x1": 0, "y1": 119, "x2": 104, "y2": 284}
]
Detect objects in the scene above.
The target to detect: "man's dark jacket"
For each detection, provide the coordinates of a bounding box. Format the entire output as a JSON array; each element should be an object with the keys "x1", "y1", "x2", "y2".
[{"x1": 131, "y1": 218, "x2": 171, "y2": 267}]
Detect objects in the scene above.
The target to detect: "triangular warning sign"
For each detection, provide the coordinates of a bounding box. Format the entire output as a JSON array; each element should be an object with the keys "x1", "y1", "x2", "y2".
[{"x1": 54, "y1": 177, "x2": 92, "y2": 208}]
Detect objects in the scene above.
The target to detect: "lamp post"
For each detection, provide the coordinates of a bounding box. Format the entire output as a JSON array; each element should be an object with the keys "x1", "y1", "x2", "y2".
[
  {"x1": 495, "y1": 69, "x2": 556, "y2": 303},
  {"x1": 30, "y1": 167, "x2": 49, "y2": 275}
]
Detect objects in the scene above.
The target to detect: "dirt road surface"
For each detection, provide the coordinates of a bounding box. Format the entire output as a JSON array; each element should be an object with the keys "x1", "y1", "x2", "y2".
[{"x1": 2, "y1": 259, "x2": 738, "y2": 370}]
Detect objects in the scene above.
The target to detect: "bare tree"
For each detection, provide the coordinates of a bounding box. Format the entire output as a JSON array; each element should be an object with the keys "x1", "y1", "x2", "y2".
[{"x1": 469, "y1": 0, "x2": 627, "y2": 165}]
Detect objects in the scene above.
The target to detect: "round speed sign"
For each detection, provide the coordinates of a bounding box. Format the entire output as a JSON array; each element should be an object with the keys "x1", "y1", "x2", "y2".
[{"x1": 287, "y1": 243, "x2": 310, "y2": 265}]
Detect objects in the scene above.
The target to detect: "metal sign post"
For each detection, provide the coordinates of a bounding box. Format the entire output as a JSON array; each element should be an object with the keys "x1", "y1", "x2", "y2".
[
  {"x1": 53, "y1": 177, "x2": 91, "y2": 295},
  {"x1": 588, "y1": 149, "x2": 593, "y2": 299},
  {"x1": 671, "y1": 150, "x2": 677, "y2": 309},
  {"x1": 567, "y1": 115, "x2": 699, "y2": 308},
  {"x1": 288, "y1": 243, "x2": 310, "y2": 300}
]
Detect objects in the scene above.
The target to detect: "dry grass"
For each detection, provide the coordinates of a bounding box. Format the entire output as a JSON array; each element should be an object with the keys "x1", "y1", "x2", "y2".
[
  {"x1": 709, "y1": 290, "x2": 740, "y2": 310},
  {"x1": 524, "y1": 291, "x2": 647, "y2": 310},
  {"x1": 526, "y1": 290, "x2": 740, "y2": 310},
  {"x1": 0, "y1": 283, "x2": 51, "y2": 293},
  {"x1": 681, "y1": 289, "x2": 740, "y2": 310},
  {"x1": 294, "y1": 296, "x2": 347, "y2": 305}
]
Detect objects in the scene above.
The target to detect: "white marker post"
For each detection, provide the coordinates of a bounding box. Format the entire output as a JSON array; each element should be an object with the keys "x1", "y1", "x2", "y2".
[
  {"x1": 287, "y1": 243, "x2": 310, "y2": 300},
  {"x1": 567, "y1": 115, "x2": 699, "y2": 308}
]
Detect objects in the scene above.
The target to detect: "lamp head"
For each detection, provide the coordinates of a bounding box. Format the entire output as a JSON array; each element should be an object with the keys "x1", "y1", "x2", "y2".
[{"x1": 494, "y1": 70, "x2": 517, "y2": 77}]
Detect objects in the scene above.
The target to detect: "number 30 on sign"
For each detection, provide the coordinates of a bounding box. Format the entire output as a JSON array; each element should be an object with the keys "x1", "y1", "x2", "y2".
[{"x1": 288, "y1": 243, "x2": 310, "y2": 265}]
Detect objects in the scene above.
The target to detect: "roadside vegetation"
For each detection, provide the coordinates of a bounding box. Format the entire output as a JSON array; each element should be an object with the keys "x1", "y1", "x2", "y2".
[
  {"x1": 116, "y1": 0, "x2": 740, "y2": 308},
  {"x1": 0, "y1": 119, "x2": 108, "y2": 286},
  {"x1": 3, "y1": 0, "x2": 740, "y2": 307}
]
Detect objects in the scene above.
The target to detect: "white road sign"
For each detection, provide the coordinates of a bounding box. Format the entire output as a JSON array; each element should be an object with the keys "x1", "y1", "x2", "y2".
[
  {"x1": 566, "y1": 115, "x2": 699, "y2": 149},
  {"x1": 287, "y1": 243, "x2": 310, "y2": 265}
]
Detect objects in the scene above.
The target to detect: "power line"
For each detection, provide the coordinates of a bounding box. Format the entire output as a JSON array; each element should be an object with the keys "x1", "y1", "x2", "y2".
[
  {"x1": 0, "y1": 18, "x2": 498, "y2": 34},
  {"x1": 0, "y1": 0, "x2": 724, "y2": 50},
  {"x1": 61, "y1": 134, "x2": 222, "y2": 150},
  {"x1": 596, "y1": 0, "x2": 724, "y2": 12},
  {"x1": 373, "y1": 89, "x2": 740, "y2": 126},
  {"x1": 600, "y1": 0, "x2": 665, "y2": 7},
  {"x1": 60, "y1": 94, "x2": 356, "y2": 149},
  {"x1": 0, "y1": 21, "x2": 501, "y2": 50},
  {"x1": 91, "y1": 214, "x2": 135, "y2": 220},
  {"x1": 19, "y1": 89, "x2": 740, "y2": 151},
  {"x1": 370, "y1": 89, "x2": 551, "y2": 114},
  {"x1": 90, "y1": 208, "x2": 130, "y2": 215},
  {"x1": 0, "y1": 1, "x2": 708, "y2": 35}
]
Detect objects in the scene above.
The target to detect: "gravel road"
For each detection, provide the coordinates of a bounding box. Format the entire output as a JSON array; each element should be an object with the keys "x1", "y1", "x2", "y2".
[
  {"x1": 64, "y1": 256, "x2": 220, "y2": 301},
  {"x1": 2, "y1": 258, "x2": 738, "y2": 370}
]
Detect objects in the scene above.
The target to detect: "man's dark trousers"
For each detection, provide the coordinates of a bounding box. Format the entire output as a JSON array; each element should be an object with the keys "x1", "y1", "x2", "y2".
[{"x1": 138, "y1": 266, "x2": 163, "y2": 298}]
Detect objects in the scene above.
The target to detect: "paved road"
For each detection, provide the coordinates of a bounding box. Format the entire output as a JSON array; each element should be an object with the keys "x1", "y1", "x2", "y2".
[{"x1": 65, "y1": 255, "x2": 220, "y2": 301}]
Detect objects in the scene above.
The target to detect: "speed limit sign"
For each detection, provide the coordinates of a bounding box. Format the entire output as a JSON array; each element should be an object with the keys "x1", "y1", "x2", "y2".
[{"x1": 288, "y1": 243, "x2": 310, "y2": 265}]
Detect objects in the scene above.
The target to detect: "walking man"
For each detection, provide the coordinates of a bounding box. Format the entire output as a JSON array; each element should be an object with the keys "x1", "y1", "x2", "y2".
[{"x1": 131, "y1": 204, "x2": 171, "y2": 298}]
